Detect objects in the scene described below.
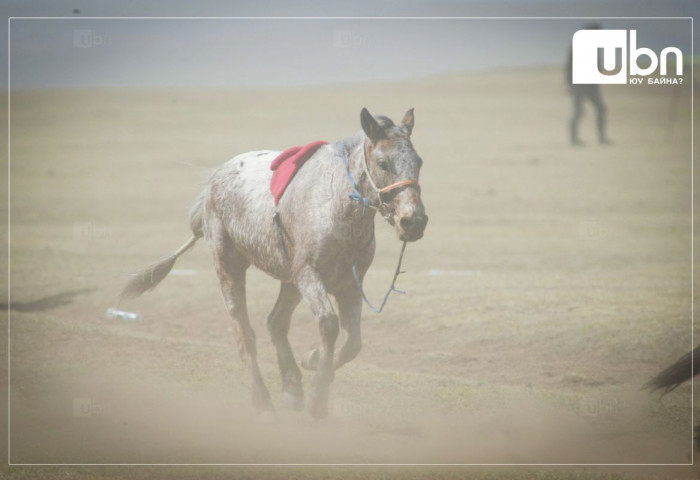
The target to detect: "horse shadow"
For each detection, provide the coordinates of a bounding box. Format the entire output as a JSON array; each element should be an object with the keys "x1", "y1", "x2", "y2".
[{"x1": 1, "y1": 287, "x2": 97, "y2": 313}]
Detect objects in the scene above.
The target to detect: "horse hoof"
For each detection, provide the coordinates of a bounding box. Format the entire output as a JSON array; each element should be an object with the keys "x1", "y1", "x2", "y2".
[
  {"x1": 258, "y1": 410, "x2": 277, "y2": 424},
  {"x1": 301, "y1": 348, "x2": 320, "y2": 371},
  {"x1": 309, "y1": 401, "x2": 329, "y2": 419},
  {"x1": 308, "y1": 388, "x2": 329, "y2": 419},
  {"x1": 282, "y1": 392, "x2": 304, "y2": 411}
]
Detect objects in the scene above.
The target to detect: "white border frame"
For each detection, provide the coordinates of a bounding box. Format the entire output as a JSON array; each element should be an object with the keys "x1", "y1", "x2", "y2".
[{"x1": 6, "y1": 15, "x2": 695, "y2": 467}]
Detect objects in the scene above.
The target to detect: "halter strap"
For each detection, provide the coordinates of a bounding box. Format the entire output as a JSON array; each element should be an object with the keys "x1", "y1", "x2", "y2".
[
  {"x1": 379, "y1": 179, "x2": 421, "y2": 197},
  {"x1": 360, "y1": 145, "x2": 421, "y2": 207}
]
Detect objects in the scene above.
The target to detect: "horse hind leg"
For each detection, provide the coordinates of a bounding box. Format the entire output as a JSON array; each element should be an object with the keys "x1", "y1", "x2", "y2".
[
  {"x1": 210, "y1": 234, "x2": 273, "y2": 416},
  {"x1": 267, "y1": 282, "x2": 303, "y2": 410}
]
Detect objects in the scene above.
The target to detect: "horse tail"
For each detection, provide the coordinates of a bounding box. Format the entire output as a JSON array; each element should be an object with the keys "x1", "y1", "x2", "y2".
[
  {"x1": 644, "y1": 345, "x2": 700, "y2": 395},
  {"x1": 189, "y1": 190, "x2": 205, "y2": 239},
  {"x1": 119, "y1": 191, "x2": 206, "y2": 303}
]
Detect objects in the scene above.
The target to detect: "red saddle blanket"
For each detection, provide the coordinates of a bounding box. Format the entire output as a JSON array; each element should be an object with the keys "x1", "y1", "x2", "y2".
[{"x1": 270, "y1": 140, "x2": 328, "y2": 205}]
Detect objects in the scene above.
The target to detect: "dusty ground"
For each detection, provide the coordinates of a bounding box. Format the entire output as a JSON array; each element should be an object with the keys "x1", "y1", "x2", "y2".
[{"x1": 2, "y1": 67, "x2": 698, "y2": 478}]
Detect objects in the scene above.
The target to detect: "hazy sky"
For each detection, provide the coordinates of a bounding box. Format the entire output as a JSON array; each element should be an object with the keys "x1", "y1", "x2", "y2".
[{"x1": 3, "y1": 1, "x2": 697, "y2": 89}]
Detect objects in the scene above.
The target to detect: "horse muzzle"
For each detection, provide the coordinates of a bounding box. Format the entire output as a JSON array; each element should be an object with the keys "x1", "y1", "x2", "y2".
[{"x1": 397, "y1": 213, "x2": 428, "y2": 242}]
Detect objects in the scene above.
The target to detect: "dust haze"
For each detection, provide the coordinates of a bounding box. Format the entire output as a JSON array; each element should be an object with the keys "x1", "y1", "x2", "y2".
[{"x1": 4, "y1": 15, "x2": 698, "y2": 480}]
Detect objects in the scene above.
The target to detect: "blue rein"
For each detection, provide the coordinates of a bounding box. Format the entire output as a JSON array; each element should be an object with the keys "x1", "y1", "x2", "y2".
[
  {"x1": 341, "y1": 142, "x2": 406, "y2": 314},
  {"x1": 341, "y1": 142, "x2": 370, "y2": 211}
]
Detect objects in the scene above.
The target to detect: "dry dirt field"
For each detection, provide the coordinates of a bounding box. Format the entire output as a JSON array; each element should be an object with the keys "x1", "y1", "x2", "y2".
[{"x1": 2, "y1": 67, "x2": 697, "y2": 479}]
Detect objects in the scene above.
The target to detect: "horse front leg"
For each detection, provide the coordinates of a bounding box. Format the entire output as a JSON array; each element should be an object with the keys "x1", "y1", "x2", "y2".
[
  {"x1": 296, "y1": 267, "x2": 339, "y2": 419},
  {"x1": 334, "y1": 287, "x2": 363, "y2": 370},
  {"x1": 300, "y1": 287, "x2": 363, "y2": 370}
]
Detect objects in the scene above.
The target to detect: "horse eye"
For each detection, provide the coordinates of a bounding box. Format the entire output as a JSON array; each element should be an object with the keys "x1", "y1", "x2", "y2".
[{"x1": 378, "y1": 160, "x2": 389, "y2": 171}]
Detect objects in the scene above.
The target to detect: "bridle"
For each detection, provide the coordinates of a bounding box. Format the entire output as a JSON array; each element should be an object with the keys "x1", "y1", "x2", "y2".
[
  {"x1": 359, "y1": 143, "x2": 421, "y2": 224},
  {"x1": 340, "y1": 140, "x2": 420, "y2": 314},
  {"x1": 379, "y1": 179, "x2": 422, "y2": 196}
]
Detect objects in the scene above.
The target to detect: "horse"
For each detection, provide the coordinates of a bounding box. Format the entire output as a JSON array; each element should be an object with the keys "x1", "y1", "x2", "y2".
[
  {"x1": 645, "y1": 345, "x2": 699, "y2": 447},
  {"x1": 119, "y1": 108, "x2": 428, "y2": 418}
]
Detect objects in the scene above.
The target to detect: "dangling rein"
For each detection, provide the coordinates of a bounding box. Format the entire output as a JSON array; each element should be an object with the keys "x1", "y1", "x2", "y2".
[
  {"x1": 341, "y1": 142, "x2": 419, "y2": 314},
  {"x1": 352, "y1": 242, "x2": 407, "y2": 314}
]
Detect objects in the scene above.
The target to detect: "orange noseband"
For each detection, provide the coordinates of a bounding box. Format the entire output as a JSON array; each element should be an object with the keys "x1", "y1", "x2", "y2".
[{"x1": 379, "y1": 179, "x2": 421, "y2": 197}]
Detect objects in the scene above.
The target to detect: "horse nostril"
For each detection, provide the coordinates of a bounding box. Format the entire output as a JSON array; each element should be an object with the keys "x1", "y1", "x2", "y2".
[
  {"x1": 400, "y1": 217, "x2": 415, "y2": 231},
  {"x1": 399, "y1": 217, "x2": 416, "y2": 231}
]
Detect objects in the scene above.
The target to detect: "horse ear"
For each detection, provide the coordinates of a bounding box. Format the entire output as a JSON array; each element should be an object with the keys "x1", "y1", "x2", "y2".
[
  {"x1": 360, "y1": 108, "x2": 384, "y2": 144},
  {"x1": 401, "y1": 108, "x2": 415, "y2": 136}
]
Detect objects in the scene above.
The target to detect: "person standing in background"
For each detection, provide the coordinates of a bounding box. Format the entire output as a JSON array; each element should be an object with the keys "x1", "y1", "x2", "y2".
[{"x1": 565, "y1": 23, "x2": 611, "y2": 146}]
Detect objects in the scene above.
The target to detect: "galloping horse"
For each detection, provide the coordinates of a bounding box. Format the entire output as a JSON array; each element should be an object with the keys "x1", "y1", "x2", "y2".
[{"x1": 120, "y1": 108, "x2": 428, "y2": 418}]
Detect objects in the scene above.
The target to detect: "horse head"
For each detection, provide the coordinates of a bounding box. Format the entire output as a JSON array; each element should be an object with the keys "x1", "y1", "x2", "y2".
[{"x1": 360, "y1": 107, "x2": 428, "y2": 242}]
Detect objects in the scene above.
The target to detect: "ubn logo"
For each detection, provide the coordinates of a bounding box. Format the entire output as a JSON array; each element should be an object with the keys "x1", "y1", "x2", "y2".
[{"x1": 572, "y1": 29, "x2": 683, "y2": 84}]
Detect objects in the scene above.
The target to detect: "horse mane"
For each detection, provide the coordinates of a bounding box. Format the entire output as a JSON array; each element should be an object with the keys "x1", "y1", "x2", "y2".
[
  {"x1": 375, "y1": 115, "x2": 394, "y2": 128},
  {"x1": 336, "y1": 130, "x2": 366, "y2": 154},
  {"x1": 375, "y1": 115, "x2": 405, "y2": 138}
]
